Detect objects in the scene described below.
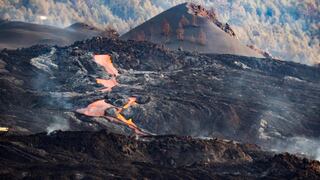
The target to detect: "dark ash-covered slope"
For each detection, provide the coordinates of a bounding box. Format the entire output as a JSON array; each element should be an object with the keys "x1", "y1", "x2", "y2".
[
  {"x1": 121, "y1": 3, "x2": 263, "y2": 58},
  {"x1": 1, "y1": 130, "x2": 320, "y2": 179},
  {"x1": 0, "y1": 21, "x2": 118, "y2": 50},
  {"x1": 0, "y1": 37, "x2": 320, "y2": 155}
]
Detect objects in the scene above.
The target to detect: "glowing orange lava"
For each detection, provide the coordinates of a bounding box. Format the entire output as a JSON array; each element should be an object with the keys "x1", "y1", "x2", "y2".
[
  {"x1": 96, "y1": 77, "x2": 118, "y2": 92},
  {"x1": 115, "y1": 97, "x2": 138, "y2": 127},
  {"x1": 93, "y1": 55, "x2": 119, "y2": 76},
  {"x1": 123, "y1": 97, "x2": 137, "y2": 109},
  {"x1": 76, "y1": 54, "x2": 146, "y2": 135},
  {"x1": 76, "y1": 100, "x2": 114, "y2": 117},
  {"x1": 116, "y1": 114, "x2": 137, "y2": 128}
]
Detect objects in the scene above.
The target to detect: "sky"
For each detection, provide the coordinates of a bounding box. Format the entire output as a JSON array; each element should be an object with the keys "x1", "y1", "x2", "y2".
[{"x1": 0, "y1": 0, "x2": 319, "y2": 65}]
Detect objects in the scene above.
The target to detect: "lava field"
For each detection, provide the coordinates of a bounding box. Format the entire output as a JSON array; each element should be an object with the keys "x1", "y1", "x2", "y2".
[
  {"x1": 1, "y1": 37, "x2": 320, "y2": 142},
  {"x1": 0, "y1": 37, "x2": 320, "y2": 178}
]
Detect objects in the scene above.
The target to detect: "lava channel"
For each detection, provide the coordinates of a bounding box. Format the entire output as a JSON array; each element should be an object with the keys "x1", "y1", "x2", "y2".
[
  {"x1": 93, "y1": 54, "x2": 119, "y2": 76},
  {"x1": 77, "y1": 54, "x2": 146, "y2": 135},
  {"x1": 76, "y1": 100, "x2": 113, "y2": 117},
  {"x1": 96, "y1": 77, "x2": 118, "y2": 92}
]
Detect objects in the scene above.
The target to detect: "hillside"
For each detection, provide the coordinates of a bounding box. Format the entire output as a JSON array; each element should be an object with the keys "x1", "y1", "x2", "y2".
[
  {"x1": 121, "y1": 3, "x2": 264, "y2": 58},
  {"x1": 0, "y1": 21, "x2": 118, "y2": 50}
]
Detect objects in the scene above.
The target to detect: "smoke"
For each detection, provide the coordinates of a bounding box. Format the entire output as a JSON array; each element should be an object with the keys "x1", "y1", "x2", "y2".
[
  {"x1": 226, "y1": 59, "x2": 320, "y2": 161},
  {"x1": 0, "y1": 0, "x2": 319, "y2": 65},
  {"x1": 271, "y1": 137, "x2": 320, "y2": 161},
  {"x1": 30, "y1": 47, "x2": 72, "y2": 133},
  {"x1": 264, "y1": 94, "x2": 320, "y2": 161},
  {"x1": 46, "y1": 115, "x2": 69, "y2": 134}
]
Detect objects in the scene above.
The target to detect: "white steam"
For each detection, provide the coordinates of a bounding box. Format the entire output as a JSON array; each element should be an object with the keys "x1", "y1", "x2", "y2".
[
  {"x1": 30, "y1": 48, "x2": 57, "y2": 75},
  {"x1": 30, "y1": 47, "x2": 71, "y2": 134},
  {"x1": 272, "y1": 137, "x2": 320, "y2": 161},
  {"x1": 46, "y1": 116, "x2": 69, "y2": 134}
]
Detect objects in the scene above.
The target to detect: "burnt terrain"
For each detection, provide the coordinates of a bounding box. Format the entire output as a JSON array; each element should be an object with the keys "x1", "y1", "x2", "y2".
[
  {"x1": 0, "y1": 37, "x2": 320, "y2": 178},
  {"x1": 1, "y1": 130, "x2": 320, "y2": 179},
  {"x1": 1, "y1": 37, "x2": 319, "y2": 141}
]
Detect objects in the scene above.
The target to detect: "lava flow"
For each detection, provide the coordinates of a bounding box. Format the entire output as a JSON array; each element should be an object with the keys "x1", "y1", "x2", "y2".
[
  {"x1": 96, "y1": 77, "x2": 118, "y2": 92},
  {"x1": 93, "y1": 54, "x2": 119, "y2": 76},
  {"x1": 77, "y1": 54, "x2": 145, "y2": 135},
  {"x1": 76, "y1": 100, "x2": 113, "y2": 117},
  {"x1": 115, "y1": 97, "x2": 138, "y2": 128},
  {"x1": 122, "y1": 97, "x2": 137, "y2": 109}
]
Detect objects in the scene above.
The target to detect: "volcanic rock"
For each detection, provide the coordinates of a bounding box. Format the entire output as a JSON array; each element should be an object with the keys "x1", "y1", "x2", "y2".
[
  {"x1": 0, "y1": 37, "x2": 319, "y2": 158},
  {"x1": 0, "y1": 130, "x2": 319, "y2": 179}
]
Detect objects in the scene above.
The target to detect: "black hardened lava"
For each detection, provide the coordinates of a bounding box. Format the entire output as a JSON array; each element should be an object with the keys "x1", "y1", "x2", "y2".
[
  {"x1": 1, "y1": 37, "x2": 319, "y2": 143},
  {"x1": 0, "y1": 130, "x2": 319, "y2": 179},
  {"x1": 1, "y1": 37, "x2": 320, "y2": 179}
]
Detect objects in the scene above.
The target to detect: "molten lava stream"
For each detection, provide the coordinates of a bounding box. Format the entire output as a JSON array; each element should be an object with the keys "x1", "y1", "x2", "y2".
[
  {"x1": 76, "y1": 54, "x2": 147, "y2": 135},
  {"x1": 103, "y1": 115, "x2": 146, "y2": 135},
  {"x1": 76, "y1": 100, "x2": 114, "y2": 117},
  {"x1": 77, "y1": 98, "x2": 146, "y2": 135},
  {"x1": 113, "y1": 97, "x2": 147, "y2": 134},
  {"x1": 123, "y1": 97, "x2": 137, "y2": 109},
  {"x1": 93, "y1": 54, "x2": 119, "y2": 76},
  {"x1": 116, "y1": 97, "x2": 138, "y2": 128},
  {"x1": 96, "y1": 78, "x2": 118, "y2": 92},
  {"x1": 116, "y1": 113, "x2": 137, "y2": 128}
]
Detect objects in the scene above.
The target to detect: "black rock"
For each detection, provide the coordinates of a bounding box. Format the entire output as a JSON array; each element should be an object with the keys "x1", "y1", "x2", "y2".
[{"x1": 0, "y1": 130, "x2": 319, "y2": 179}]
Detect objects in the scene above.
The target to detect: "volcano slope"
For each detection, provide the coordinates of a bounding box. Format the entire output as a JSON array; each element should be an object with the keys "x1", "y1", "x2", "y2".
[
  {"x1": 0, "y1": 37, "x2": 320, "y2": 158},
  {"x1": 121, "y1": 3, "x2": 263, "y2": 58},
  {"x1": 0, "y1": 20, "x2": 118, "y2": 50}
]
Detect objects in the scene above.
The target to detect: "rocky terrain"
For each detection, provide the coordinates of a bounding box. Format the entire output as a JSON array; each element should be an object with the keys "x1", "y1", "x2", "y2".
[
  {"x1": 0, "y1": 36, "x2": 320, "y2": 178},
  {"x1": 1, "y1": 36, "x2": 319, "y2": 144},
  {"x1": 1, "y1": 130, "x2": 320, "y2": 179},
  {"x1": 0, "y1": 1, "x2": 319, "y2": 178}
]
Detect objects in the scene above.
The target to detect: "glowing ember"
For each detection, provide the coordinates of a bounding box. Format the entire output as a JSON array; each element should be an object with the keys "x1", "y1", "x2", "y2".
[
  {"x1": 93, "y1": 55, "x2": 119, "y2": 76},
  {"x1": 96, "y1": 77, "x2": 118, "y2": 92},
  {"x1": 116, "y1": 114, "x2": 137, "y2": 128},
  {"x1": 0, "y1": 127, "x2": 9, "y2": 132},
  {"x1": 114, "y1": 97, "x2": 138, "y2": 127},
  {"x1": 123, "y1": 97, "x2": 137, "y2": 109},
  {"x1": 76, "y1": 100, "x2": 113, "y2": 117},
  {"x1": 108, "y1": 96, "x2": 141, "y2": 132}
]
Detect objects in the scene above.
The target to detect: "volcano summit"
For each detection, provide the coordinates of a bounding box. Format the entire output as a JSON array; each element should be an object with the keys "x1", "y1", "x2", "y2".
[{"x1": 122, "y1": 3, "x2": 264, "y2": 58}]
